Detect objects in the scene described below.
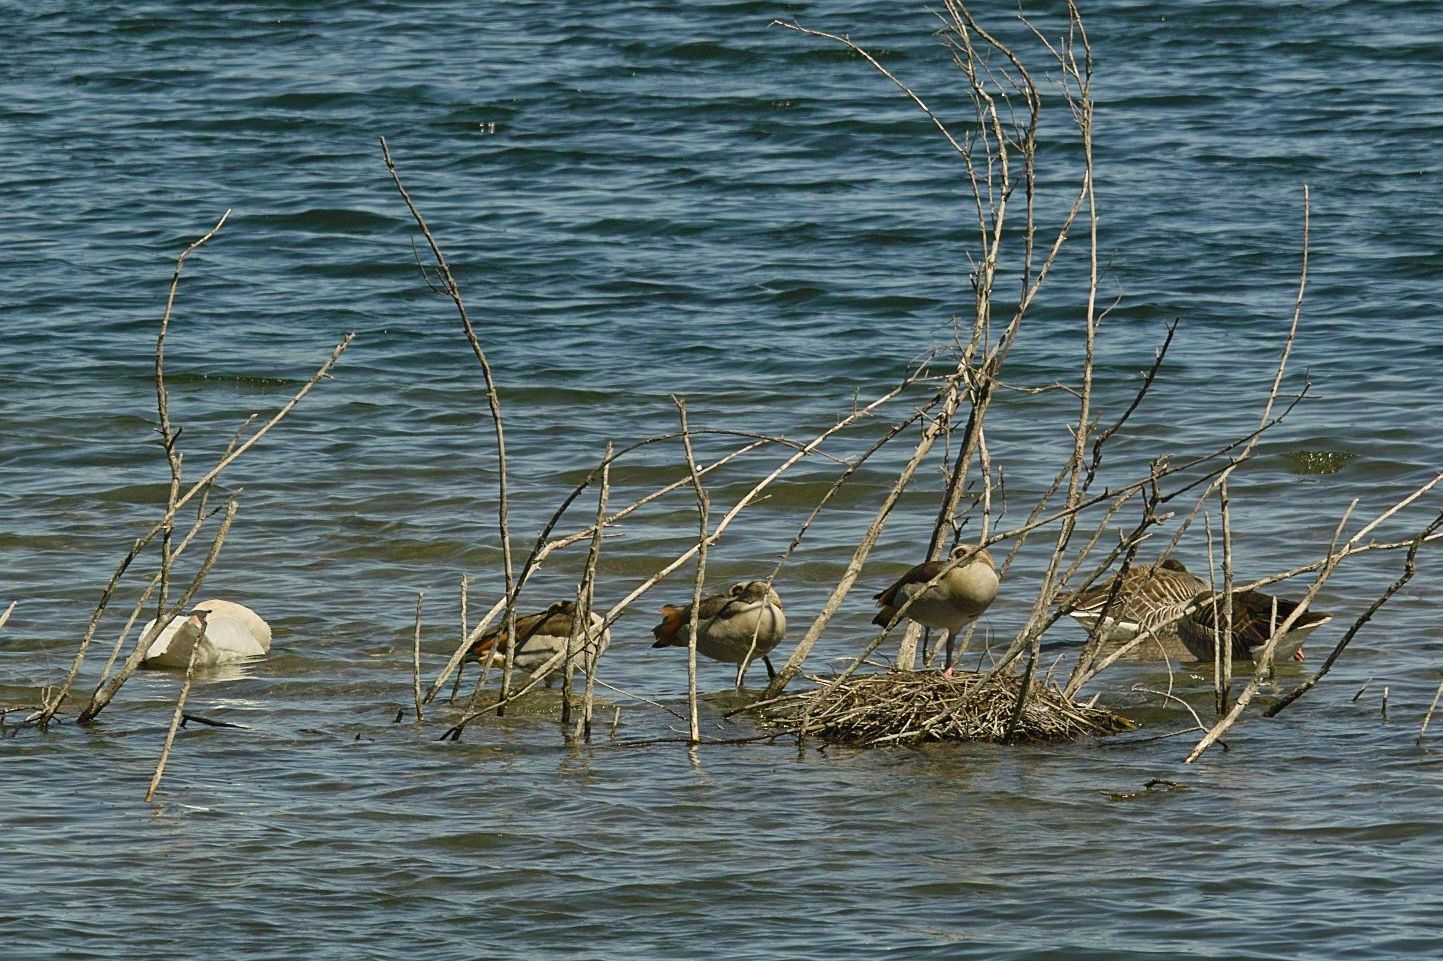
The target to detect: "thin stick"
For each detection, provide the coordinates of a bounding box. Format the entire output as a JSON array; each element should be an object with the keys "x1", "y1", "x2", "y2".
[
  {"x1": 1216, "y1": 478, "x2": 1235, "y2": 716},
  {"x1": 145, "y1": 623, "x2": 205, "y2": 803},
  {"x1": 379, "y1": 138, "x2": 519, "y2": 716},
  {"x1": 577, "y1": 444, "x2": 611, "y2": 742},
  {"x1": 0, "y1": 601, "x2": 15, "y2": 636},
  {"x1": 1418, "y1": 680, "x2": 1443, "y2": 745},
  {"x1": 675, "y1": 398, "x2": 708, "y2": 746},
  {"x1": 449, "y1": 576, "x2": 468, "y2": 705},
  {"x1": 412, "y1": 591, "x2": 425, "y2": 722},
  {"x1": 154, "y1": 213, "x2": 230, "y2": 655}
]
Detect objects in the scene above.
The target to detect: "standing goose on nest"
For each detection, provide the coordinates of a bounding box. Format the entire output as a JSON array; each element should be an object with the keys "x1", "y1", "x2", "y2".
[
  {"x1": 140, "y1": 599, "x2": 271, "y2": 668},
  {"x1": 651, "y1": 581, "x2": 786, "y2": 687},
  {"x1": 467, "y1": 601, "x2": 610, "y2": 687},
  {"x1": 872, "y1": 545, "x2": 998, "y2": 675},
  {"x1": 1062, "y1": 558, "x2": 1208, "y2": 643},
  {"x1": 1177, "y1": 589, "x2": 1331, "y2": 664}
]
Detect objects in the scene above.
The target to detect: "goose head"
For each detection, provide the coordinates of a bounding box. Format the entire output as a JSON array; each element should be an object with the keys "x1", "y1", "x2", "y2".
[
  {"x1": 950, "y1": 545, "x2": 995, "y2": 570},
  {"x1": 730, "y1": 581, "x2": 782, "y2": 608}
]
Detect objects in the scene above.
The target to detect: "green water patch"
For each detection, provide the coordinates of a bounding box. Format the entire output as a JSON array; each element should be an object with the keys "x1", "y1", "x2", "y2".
[{"x1": 1282, "y1": 449, "x2": 1358, "y2": 475}]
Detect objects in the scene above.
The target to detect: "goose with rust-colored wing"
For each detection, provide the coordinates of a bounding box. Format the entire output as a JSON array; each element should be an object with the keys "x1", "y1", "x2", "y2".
[
  {"x1": 1062, "y1": 558, "x2": 1208, "y2": 644},
  {"x1": 1177, "y1": 589, "x2": 1331, "y2": 664},
  {"x1": 467, "y1": 601, "x2": 609, "y2": 687},
  {"x1": 140, "y1": 599, "x2": 271, "y2": 669},
  {"x1": 651, "y1": 581, "x2": 786, "y2": 687},
  {"x1": 873, "y1": 546, "x2": 998, "y2": 674}
]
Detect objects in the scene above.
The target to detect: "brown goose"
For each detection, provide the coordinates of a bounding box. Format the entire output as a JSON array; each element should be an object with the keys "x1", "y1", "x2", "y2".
[
  {"x1": 467, "y1": 601, "x2": 609, "y2": 686},
  {"x1": 1062, "y1": 559, "x2": 1208, "y2": 643},
  {"x1": 872, "y1": 545, "x2": 998, "y2": 674},
  {"x1": 1176, "y1": 589, "x2": 1331, "y2": 664},
  {"x1": 651, "y1": 581, "x2": 787, "y2": 687}
]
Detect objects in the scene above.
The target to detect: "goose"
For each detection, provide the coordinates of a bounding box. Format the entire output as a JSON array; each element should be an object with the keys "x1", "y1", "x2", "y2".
[
  {"x1": 1176, "y1": 588, "x2": 1332, "y2": 664},
  {"x1": 467, "y1": 601, "x2": 609, "y2": 686},
  {"x1": 1062, "y1": 558, "x2": 1208, "y2": 644},
  {"x1": 873, "y1": 545, "x2": 998, "y2": 674},
  {"x1": 651, "y1": 581, "x2": 786, "y2": 687},
  {"x1": 140, "y1": 599, "x2": 271, "y2": 669}
]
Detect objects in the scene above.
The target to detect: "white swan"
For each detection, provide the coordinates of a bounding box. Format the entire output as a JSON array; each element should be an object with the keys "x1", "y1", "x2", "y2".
[{"x1": 140, "y1": 599, "x2": 272, "y2": 669}]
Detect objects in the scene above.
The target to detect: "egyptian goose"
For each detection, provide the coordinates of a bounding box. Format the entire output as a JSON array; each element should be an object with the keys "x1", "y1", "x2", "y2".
[
  {"x1": 873, "y1": 545, "x2": 998, "y2": 674},
  {"x1": 1063, "y1": 558, "x2": 1208, "y2": 643},
  {"x1": 1176, "y1": 588, "x2": 1331, "y2": 663},
  {"x1": 467, "y1": 601, "x2": 610, "y2": 687},
  {"x1": 650, "y1": 581, "x2": 786, "y2": 687},
  {"x1": 140, "y1": 599, "x2": 271, "y2": 668}
]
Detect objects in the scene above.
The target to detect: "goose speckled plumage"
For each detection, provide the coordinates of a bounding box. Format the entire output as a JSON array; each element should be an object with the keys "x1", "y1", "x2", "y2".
[
  {"x1": 1177, "y1": 589, "x2": 1332, "y2": 663},
  {"x1": 651, "y1": 581, "x2": 786, "y2": 687},
  {"x1": 467, "y1": 601, "x2": 610, "y2": 686},
  {"x1": 872, "y1": 545, "x2": 998, "y2": 673},
  {"x1": 1062, "y1": 558, "x2": 1209, "y2": 644}
]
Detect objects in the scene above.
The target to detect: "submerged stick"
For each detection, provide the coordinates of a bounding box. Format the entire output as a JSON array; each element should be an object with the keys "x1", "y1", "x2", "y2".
[
  {"x1": 675, "y1": 398, "x2": 708, "y2": 746},
  {"x1": 449, "y1": 576, "x2": 468, "y2": 705},
  {"x1": 576, "y1": 443, "x2": 611, "y2": 743},
  {"x1": 412, "y1": 591, "x2": 425, "y2": 722},
  {"x1": 1418, "y1": 680, "x2": 1443, "y2": 745},
  {"x1": 146, "y1": 624, "x2": 205, "y2": 803}
]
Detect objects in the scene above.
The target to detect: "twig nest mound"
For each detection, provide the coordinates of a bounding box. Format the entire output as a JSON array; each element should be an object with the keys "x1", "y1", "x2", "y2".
[{"x1": 758, "y1": 670, "x2": 1133, "y2": 745}]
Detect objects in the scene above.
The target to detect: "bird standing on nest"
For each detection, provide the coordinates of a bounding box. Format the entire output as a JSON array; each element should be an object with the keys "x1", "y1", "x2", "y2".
[
  {"x1": 873, "y1": 545, "x2": 999, "y2": 675},
  {"x1": 467, "y1": 601, "x2": 610, "y2": 687},
  {"x1": 650, "y1": 581, "x2": 786, "y2": 688}
]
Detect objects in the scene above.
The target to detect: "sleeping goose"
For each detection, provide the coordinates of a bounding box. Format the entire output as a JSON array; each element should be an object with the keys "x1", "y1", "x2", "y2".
[
  {"x1": 466, "y1": 601, "x2": 609, "y2": 687},
  {"x1": 1062, "y1": 558, "x2": 1208, "y2": 644},
  {"x1": 140, "y1": 598, "x2": 271, "y2": 669},
  {"x1": 1176, "y1": 588, "x2": 1332, "y2": 664},
  {"x1": 873, "y1": 545, "x2": 998, "y2": 674},
  {"x1": 650, "y1": 581, "x2": 786, "y2": 687}
]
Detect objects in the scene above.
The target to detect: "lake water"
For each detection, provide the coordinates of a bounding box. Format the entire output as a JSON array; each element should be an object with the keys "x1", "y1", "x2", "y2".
[{"x1": 4, "y1": 1, "x2": 1443, "y2": 958}]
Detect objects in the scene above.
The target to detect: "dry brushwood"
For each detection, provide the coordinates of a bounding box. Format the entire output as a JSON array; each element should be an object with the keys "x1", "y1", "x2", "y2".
[
  {"x1": 15, "y1": 209, "x2": 353, "y2": 732},
  {"x1": 757, "y1": 670, "x2": 1132, "y2": 746}
]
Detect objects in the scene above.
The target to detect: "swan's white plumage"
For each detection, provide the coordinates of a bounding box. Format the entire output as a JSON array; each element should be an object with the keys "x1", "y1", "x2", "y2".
[{"x1": 141, "y1": 599, "x2": 271, "y2": 668}]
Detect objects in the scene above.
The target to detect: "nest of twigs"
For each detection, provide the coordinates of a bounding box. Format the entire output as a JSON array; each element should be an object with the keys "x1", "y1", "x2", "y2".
[{"x1": 756, "y1": 669, "x2": 1133, "y2": 746}]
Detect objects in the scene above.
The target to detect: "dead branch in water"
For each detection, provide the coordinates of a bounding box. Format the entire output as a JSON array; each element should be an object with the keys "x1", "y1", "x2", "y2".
[
  {"x1": 380, "y1": 136, "x2": 520, "y2": 713},
  {"x1": 1185, "y1": 476, "x2": 1443, "y2": 761},
  {"x1": 76, "y1": 497, "x2": 240, "y2": 725},
  {"x1": 674, "y1": 398, "x2": 708, "y2": 745},
  {"x1": 146, "y1": 624, "x2": 204, "y2": 803},
  {"x1": 574, "y1": 443, "x2": 611, "y2": 743},
  {"x1": 411, "y1": 591, "x2": 425, "y2": 723},
  {"x1": 1265, "y1": 509, "x2": 1443, "y2": 719},
  {"x1": 28, "y1": 319, "x2": 350, "y2": 730}
]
